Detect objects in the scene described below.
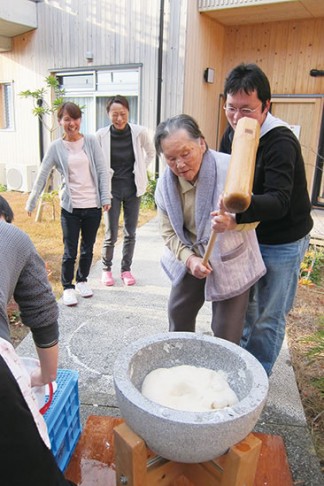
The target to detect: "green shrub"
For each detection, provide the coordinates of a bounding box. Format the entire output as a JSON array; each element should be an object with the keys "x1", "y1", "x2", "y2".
[
  {"x1": 141, "y1": 173, "x2": 157, "y2": 209},
  {"x1": 299, "y1": 245, "x2": 324, "y2": 286},
  {"x1": 0, "y1": 184, "x2": 7, "y2": 192},
  {"x1": 41, "y1": 190, "x2": 59, "y2": 220}
]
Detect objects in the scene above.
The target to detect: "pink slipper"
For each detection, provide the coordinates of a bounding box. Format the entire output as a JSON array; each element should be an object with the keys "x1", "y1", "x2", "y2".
[
  {"x1": 101, "y1": 271, "x2": 115, "y2": 286},
  {"x1": 121, "y1": 271, "x2": 136, "y2": 286}
]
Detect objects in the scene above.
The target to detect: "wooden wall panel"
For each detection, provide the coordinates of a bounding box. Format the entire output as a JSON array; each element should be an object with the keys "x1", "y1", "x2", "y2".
[
  {"x1": 183, "y1": 15, "x2": 324, "y2": 150},
  {"x1": 219, "y1": 18, "x2": 324, "y2": 96},
  {"x1": 270, "y1": 97, "x2": 324, "y2": 195},
  {"x1": 214, "y1": 17, "x2": 324, "y2": 192},
  {"x1": 183, "y1": 3, "x2": 225, "y2": 148}
]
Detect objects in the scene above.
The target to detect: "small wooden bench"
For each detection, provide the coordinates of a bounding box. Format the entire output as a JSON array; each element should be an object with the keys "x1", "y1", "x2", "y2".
[{"x1": 65, "y1": 415, "x2": 293, "y2": 486}]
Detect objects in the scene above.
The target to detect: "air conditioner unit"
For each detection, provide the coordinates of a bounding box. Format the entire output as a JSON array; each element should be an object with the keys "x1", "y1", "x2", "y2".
[{"x1": 6, "y1": 164, "x2": 38, "y2": 192}]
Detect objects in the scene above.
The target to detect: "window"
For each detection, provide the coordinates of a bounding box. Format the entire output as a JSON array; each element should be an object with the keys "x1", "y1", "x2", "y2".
[
  {"x1": 56, "y1": 67, "x2": 141, "y2": 135},
  {"x1": 0, "y1": 82, "x2": 14, "y2": 130},
  {"x1": 60, "y1": 72, "x2": 95, "y2": 92}
]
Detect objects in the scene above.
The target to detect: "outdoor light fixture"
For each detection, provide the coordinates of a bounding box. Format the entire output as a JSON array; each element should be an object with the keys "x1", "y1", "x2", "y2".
[
  {"x1": 85, "y1": 51, "x2": 94, "y2": 62},
  {"x1": 204, "y1": 68, "x2": 215, "y2": 84},
  {"x1": 310, "y1": 69, "x2": 324, "y2": 77}
]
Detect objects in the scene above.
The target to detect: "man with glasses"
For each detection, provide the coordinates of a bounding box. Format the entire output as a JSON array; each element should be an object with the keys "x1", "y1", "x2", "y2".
[{"x1": 218, "y1": 63, "x2": 313, "y2": 376}]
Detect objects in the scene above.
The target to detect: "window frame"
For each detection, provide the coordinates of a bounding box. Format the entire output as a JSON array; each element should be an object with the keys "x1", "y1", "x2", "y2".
[
  {"x1": 54, "y1": 65, "x2": 142, "y2": 135},
  {"x1": 0, "y1": 81, "x2": 15, "y2": 131}
]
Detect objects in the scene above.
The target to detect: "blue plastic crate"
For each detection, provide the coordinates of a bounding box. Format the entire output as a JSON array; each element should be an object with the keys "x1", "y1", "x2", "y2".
[{"x1": 44, "y1": 369, "x2": 82, "y2": 472}]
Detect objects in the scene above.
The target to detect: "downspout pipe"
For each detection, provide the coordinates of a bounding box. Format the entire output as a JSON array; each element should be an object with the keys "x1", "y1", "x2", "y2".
[
  {"x1": 155, "y1": 0, "x2": 164, "y2": 178},
  {"x1": 37, "y1": 98, "x2": 44, "y2": 161}
]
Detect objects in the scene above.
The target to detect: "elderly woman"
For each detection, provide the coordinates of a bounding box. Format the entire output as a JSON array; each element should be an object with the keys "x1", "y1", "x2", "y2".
[
  {"x1": 154, "y1": 114, "x2": 266, "y2": 344},
  {"x1": 26, "y1": 102, "x2": 111, "y2": 306}
]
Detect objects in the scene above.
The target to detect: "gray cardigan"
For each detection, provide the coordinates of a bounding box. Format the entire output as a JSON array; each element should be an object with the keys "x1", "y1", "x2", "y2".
[
  {"x1": 155, "y1": 149, "x2": 266, "y2": 301},
  {"x1": 26, "y1": 135, "x2": 111, "y2": 213}
]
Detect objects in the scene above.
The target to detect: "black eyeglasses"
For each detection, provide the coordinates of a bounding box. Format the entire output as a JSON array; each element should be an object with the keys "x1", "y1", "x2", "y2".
[{"x1": 223, "y1": 104, "x2": 261, "y2": 116}]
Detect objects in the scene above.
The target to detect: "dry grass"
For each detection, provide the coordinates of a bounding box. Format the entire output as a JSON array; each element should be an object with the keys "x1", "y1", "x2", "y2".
[{"x1": 286, "y1": 285, "x2": 324, "y2": 467}]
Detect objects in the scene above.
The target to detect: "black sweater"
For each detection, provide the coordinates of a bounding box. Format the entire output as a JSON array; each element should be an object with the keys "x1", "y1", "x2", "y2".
[
  {"x1": 220, "y1": 125, "x2": 313, "y2": 244},
  {"x1": 110, "y1": 124, "x2": 135, "y2": 183}
]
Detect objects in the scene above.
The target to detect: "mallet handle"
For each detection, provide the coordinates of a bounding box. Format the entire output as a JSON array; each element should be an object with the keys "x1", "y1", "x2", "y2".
[{"x1": 201, "y1": 229, "x2": 218, "y2": 267}]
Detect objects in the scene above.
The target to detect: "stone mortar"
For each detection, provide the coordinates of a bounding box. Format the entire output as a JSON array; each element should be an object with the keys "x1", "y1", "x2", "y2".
[{"x1": 113, "y1": 332, "x2": 269, "y2": 463}]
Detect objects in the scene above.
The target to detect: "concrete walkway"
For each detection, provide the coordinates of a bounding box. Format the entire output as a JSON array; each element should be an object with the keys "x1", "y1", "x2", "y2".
[{"x1": 17, "y1": 217, "x2": 323, "y2": 485}]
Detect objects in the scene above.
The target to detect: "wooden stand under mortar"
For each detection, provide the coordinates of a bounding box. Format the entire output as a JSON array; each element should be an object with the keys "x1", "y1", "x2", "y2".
[
  {"x1": 65, "y1": 415, "x2": 294, "y2": 486},
  {"x1": 114, "y1": 422, "x2": 262, "y2": 486}
]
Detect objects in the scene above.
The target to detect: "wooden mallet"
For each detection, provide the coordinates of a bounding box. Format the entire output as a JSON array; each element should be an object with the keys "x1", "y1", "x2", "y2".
[{"x1": 202, "y1": 116, "x2": 260, "y2": 266}]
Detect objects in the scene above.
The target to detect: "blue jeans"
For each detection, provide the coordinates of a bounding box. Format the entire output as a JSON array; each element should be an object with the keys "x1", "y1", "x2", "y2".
[
  {"x1": 102, "y1": 184, "x2": 141, "y2": 273},
  {"x1": 241, "y1": 235, "x2": 310, "y2": 375},
  {"x1": 61, "y1": 207, "x2": 102, "y2": 289}
]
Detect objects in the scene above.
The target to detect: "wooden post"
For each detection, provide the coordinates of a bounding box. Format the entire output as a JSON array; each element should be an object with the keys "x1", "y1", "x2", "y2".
[
  {"x1": 219, "y1": 433, "x2": 262, "y2": 486},
  {"x1": 114, "y1": 423, "x2": 149, "y2": 486}
]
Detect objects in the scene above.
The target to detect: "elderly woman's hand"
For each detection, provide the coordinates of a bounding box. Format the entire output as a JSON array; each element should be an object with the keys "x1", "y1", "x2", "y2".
[
  {"x1": 211, "y1": 196, "x2": 237, "y2": 233},
  {"x1": 186, "y1": 255, "x2": 212, "y2": 279}
]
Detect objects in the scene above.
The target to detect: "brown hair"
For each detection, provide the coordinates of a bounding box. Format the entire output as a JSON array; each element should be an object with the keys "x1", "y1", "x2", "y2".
[
  {"x1": 57, "y1": 102, "x2": 82, "y2": 121},
  {"x1": 106, "y1": 95, "x2": 129, "y2": 113}
]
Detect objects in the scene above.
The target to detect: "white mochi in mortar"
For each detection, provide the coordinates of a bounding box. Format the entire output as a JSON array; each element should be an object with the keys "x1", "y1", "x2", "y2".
[{"x1": 141, "y1": 365, "x2": 239, "y2": 412}]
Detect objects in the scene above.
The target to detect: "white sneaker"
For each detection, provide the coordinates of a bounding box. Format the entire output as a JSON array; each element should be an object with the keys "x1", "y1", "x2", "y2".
[
  {"x1": 63, "y1": 289, "x2": 78, "y2": 306},
  {"x1": 75, "y1": 281, "x2": 93, "y2": 298}
]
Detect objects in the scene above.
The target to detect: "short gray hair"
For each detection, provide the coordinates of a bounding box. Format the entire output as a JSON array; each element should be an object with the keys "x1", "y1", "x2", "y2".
[{"x1": 154, "y1": 114, "x2": 205, "y2": 155}]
